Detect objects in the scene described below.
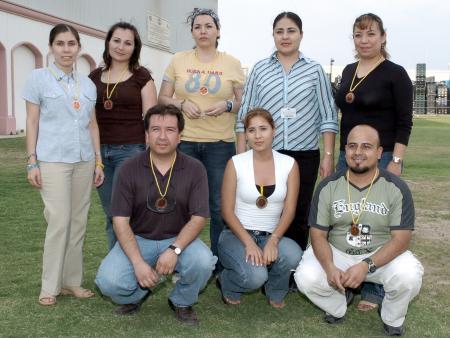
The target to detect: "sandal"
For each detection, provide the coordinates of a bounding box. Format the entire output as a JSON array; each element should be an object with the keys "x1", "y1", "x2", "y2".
[
  {"x1": 38, "y1": 292, "x2": 56, "y2": 306},
  {"x1": 61, "y1": 286, "x2": 95, "y2": 298},
  {"x1": 357, "y1": 300, "x2": 379, "y2": 312},
  {"x1": 215, "y1": 278, "x2": 240, "y2": 305},
  {"x1": 268, "y1": 299, "x2": 286, "y2": 309}
]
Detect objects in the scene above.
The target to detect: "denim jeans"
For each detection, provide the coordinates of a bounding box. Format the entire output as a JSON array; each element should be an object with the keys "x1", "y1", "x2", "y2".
[
  {"x1": 336, "y1": 150, "x2": 399, "y2": 305},
  {"x1": 178, "y1": 141, "x2": 235, "y2": 266},
  {"x1": 95, "y1": 236, "x2": 217, "y2": 306},
  {"x1": 97, "y1": 144, "x2": 145, "y2": 250},
  {"x1": 217, "y1": 229, "x2": 303, "y2": 302}
]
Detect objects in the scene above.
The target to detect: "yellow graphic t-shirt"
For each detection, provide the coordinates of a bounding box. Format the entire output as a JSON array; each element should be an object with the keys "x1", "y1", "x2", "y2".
[{"x1": 163, "y1": 50, "x2": 245, "y2": 142}]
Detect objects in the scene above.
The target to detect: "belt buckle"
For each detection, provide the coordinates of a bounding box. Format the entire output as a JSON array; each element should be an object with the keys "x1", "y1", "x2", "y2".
[{"x1": 253, "y1": 230, "x2": 261, "y2": 236}]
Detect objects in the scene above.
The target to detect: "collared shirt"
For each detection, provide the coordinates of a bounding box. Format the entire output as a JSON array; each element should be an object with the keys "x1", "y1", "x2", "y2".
[
  {"x1": 22, "y1": 63, "x2": 97, "y2": 163},
  {"x1": 110, "y1": 150, "x2": 210, "y2": 240},
  {"x1": 236, "y1": 52, "x2": 338, "y2": 151}
]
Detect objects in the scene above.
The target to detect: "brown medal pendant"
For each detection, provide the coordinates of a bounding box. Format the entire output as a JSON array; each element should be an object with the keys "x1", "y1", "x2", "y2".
[
  {"x1": 350, "y1": 223, "x2": 360, "y2": 236},
  {"x1": 104, "y1": 99, "x2": 114, "y2": 110},
  {"x1": 199, "y1": 86, "x2": 209, "y2": 95},
  {"x1": 155, "y1": 197, "x2": 167, "y2": 210},
  {"x1": 345, "y1": 92, "x2": 355, "y2": 104},
  {"x1": 72, "y1": 100, "x2": 81, "y2": 110},
  {"x1": 256, "y1": 196, "x2": 268, "y2": 209}
]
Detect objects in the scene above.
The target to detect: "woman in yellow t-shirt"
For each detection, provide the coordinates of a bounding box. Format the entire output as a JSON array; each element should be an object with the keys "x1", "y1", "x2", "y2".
[{"x1": 159, "y1": 8, "x2": 245, "y2": 269}]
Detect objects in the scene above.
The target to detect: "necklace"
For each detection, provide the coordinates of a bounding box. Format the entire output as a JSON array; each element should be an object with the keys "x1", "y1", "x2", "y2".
[
  {"x1": 149, "y1": 151, "x2": 177, "y2": 211},
  {"x1": 104, "y1": 67, "x2": 129, "y2": 110},
  {"x1": 345, "y1": 57, "x2": 384, "y2": 103},
  {"x1": 256, "y1": 185, "x2": 268, "y2": 209},
  {"x1": 48, "y1": 66, "x2": 80, "y2": 110},
  {"x1": 346, "y1": 168, "x2": 378, "y2": 236}
]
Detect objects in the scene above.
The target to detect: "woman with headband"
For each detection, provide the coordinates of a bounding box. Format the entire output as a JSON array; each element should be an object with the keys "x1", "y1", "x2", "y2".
[
  {"x1": 89, "y1": 22, "x2": 157, "y2": 251},
  {"x1": 159, "y1": 8, "x2": 245, "y2": 269},
  {"x1": 23, "y1": 24, "x2": 104, "y2": 305}
]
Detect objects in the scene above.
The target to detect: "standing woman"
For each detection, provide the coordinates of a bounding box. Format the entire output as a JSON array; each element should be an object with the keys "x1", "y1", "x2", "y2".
[
  {"x1": 236, "y1": 12, "x2": 338, "y2": 252},
  {"x1": 335, "y1": 13, "x2": 413, "y2": 310},
  {"x1": 23, "y1": 24, "x2": 104, "y2": 305},
  {"x1": 89, "y1": 22, "x2": 157, "y2": 250},
  {"x1": 159, "y1": 8, "x2": 245, "y2": 264},
  {"x1": 218, "y1": 109, "x2": 302, "y2": 308}
]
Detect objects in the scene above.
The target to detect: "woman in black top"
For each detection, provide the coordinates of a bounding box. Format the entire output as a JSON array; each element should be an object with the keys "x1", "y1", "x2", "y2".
[{"x1": 335, "y1": 13, "x2": 413, "y2": 311}]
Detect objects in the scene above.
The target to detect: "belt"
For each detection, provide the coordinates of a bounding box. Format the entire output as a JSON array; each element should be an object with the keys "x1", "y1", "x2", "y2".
[{"x1": 247, "y1": 230, "x2": 271, "y2": 236}]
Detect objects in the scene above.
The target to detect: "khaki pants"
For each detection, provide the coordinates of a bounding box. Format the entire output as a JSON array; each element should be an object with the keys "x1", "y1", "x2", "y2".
[
  {"x1": 295, "y1": 245, "x2": 424, "y2": 327},
  {"x1": 39, "y1": 160, "x2": 94, "y2": 295}
]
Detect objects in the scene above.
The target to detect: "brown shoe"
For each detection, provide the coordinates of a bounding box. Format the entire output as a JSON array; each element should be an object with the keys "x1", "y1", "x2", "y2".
[
  {"x1": 168, "y1": 299, "x2": 199, "y2": 326},
  {"x1": 115, "y1": 303, "x2": 141, "y2": 316}
]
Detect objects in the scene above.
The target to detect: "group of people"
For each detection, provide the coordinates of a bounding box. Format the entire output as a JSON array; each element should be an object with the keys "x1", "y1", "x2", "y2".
[{"x1": 23, "y1": 7, "x2": 423, "y2": 336}]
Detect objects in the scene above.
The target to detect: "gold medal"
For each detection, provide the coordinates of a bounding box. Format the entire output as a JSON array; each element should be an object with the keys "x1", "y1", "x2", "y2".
[
  {"x1": 350, "y1": 223, "x2": 360, "y2": 236},
  {"x1": 345, "y1": 92, "x2": 355, "y2": 104},
  {"x1": 155, "y1": 197, "x2": 168, "y2": 210},
  {"x1": 72, "y1": 100, "x2": 81, "y2": 110},
  {"x1": 199, "y1": 86, "x2": 209, "y2": 95},
  {"x1": 256, "y1": 196, "x2": 268, "y2": 209},
  {"x1": 256, "y1": 185, "x2": 268, "y2": 209},
  {"x1": 104, "y1": 99, "x2": 114, "y2": 110}
]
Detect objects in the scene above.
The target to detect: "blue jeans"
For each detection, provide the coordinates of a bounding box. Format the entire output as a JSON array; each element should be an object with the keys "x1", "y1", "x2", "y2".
[
  {"x1": 336, "y1": 150, "x2": 398, "y2": 305},
  {"x1": 95, "y1": 236, "x2": 217, "y2": 306},
  {"x1": 97, "y1": 144, "x2": 145, "y2": 250},
  {"x1": 218, "y1": 229, "x2": 303, "y2": 302},
  {"x1": 178, "y1": 141, "x2": 235, "y2": 266}
]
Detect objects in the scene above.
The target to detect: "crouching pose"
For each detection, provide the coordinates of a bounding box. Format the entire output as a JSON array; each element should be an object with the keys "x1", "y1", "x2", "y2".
[
  {"x1": 95, "y1": 105, "x2": 217, "y2": 326},
  {"x1": 295, "y1": 125, "x2": 423, "y2": 336},
  {"x1": 217, "y1": 109, "x2": 302, "y2": 308}
]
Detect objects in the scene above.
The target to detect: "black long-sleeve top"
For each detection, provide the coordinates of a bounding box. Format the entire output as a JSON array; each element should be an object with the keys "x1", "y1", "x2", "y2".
[{"x1": 336, "y1": 60, "x2": 413, "y2": 151}]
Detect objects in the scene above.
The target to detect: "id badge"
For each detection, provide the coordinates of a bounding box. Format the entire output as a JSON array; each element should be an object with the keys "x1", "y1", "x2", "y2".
[{"x1": 280, "y1": 107, "x2": 296, "y2": 118}]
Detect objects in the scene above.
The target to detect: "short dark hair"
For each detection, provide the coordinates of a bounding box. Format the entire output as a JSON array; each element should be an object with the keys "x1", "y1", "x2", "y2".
[
  {"x1": 49, "y1": 24, "x2": 80, "y2": 46},
  {"x1": 273, "y1": 12, "x2": 303, "y2": 32},
  {"x1": 144, "y1": 104, "x2": 185, "y2": 132},
  {"x1": 243, "y1": 108, "x2": 275, "y2": 130},
  {"x1": 103, "y1": 22, "x2": 142, "y2": 71}
]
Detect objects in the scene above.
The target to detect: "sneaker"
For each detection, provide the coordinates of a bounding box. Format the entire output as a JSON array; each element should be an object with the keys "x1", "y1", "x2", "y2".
[
  {"x1": 324, "y1": 312, "x2": 345, "y2": 324},
  {"x1": 383, "y1": 323, "x2": 405, "y2": 336}
]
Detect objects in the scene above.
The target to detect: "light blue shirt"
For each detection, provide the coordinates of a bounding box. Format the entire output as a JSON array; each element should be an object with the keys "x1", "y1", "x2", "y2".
[
  {"x1": 236, "y1": 52, "x2": 338, "y2": 151},
  {"x1": 22, "y1": 63, "x2": 97, "y2": 163}
]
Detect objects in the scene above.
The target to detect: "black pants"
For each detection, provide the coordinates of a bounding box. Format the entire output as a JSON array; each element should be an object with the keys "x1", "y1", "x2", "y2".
[{"x1": 279, "y1": 149, "x2": 320, "y2": 251}]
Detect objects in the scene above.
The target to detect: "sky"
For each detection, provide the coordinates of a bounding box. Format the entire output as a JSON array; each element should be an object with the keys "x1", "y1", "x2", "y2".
[{"x1": 218, "y1": 0, "x2": 450, "y2": 78}]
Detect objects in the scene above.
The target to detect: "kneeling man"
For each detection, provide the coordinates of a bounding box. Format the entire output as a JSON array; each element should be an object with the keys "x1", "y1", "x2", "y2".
[
  {"x1": 295, "y1": 125, "x2": 423, "y2": 336},
  {"x1": 96, "y1": 104, "x2": 217, "y2": 326}
]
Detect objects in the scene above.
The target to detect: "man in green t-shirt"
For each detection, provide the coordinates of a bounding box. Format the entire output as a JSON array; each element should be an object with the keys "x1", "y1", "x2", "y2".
[{"x1": 294, "y1": 125, "x2": 423, "y2": 336}]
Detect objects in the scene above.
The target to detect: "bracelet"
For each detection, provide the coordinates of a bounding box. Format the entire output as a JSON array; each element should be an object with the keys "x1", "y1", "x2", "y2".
[
  {"x1": 180, "y1": 99, "x2": 186, "y2": 111},
  {"x1": 26, "y1": 162, "x2": 40, "y2": 172},
  {"x1": 27, "y1": 153, "x2": 37, "y2": 160},
  {"x1": 96, "y1": 162, "x2": 105, "y2": 169},
  {"x1": 325, "y1": 151, "x2": 333, "y2": 156}
]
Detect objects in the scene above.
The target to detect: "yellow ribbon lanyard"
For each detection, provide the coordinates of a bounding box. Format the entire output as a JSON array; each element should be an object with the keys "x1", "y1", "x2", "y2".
[
  {"x1": 149, "y1": 152, "x2": 177, "y2": 199},
  {"x1": 48, "y1": 66, "x2": 80, "y2": 102},
  {"x1": 348, "y1": 57, "x2": 384, "y2": 93},
  {"x1": 106, "y1": 67, "x2": 129, "y2": 100}
]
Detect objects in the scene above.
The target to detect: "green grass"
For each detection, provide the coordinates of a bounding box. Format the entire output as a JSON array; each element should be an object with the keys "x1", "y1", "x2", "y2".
[{"x1": 1, "y1": 116, "x2": 450, "y2": 337}]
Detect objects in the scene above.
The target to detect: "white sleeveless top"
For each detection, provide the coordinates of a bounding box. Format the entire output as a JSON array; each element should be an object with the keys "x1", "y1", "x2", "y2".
[{"x1": 232, "y1": 149, "x2": 295, "y2": 233}]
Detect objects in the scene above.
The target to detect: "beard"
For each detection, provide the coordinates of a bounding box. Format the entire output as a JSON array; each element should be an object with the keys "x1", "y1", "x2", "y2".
[{"x1": 349, "y1": 165, "x2": 370, "y2": 174}]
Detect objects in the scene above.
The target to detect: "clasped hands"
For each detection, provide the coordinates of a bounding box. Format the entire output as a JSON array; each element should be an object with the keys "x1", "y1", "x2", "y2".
[
  {"x1": 326, "y1": 262, "x2": 368, "y2": 293},
  {"x1": 182, "y1": 100, "x2": 227, "y2": 119},
  {"x1": 245, "y1": 237, "x2": 279, "y2": 267},
  {"x1": 133, "y1": 249, "x2": 178, "y2": 289}
]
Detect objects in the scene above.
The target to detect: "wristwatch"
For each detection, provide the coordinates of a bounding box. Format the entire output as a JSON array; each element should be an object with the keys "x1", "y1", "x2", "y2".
[
  {"x1": 169, "y1": 244, "x2": 182, "y2": 255},
  {"x1": 392, "y1": 156, "x2": 403, "y2": 164},
  {"x1": 225, "y1": 100, "x2": 233, "y2": 112},
  {"x1": 362, "y1": 257, "x2": 377, "y2": 273}
]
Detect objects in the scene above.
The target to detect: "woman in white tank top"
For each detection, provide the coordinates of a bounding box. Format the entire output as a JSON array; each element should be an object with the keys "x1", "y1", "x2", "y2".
[{"x1": 217, "y1": 108, "x2": 303, "y2": 308}]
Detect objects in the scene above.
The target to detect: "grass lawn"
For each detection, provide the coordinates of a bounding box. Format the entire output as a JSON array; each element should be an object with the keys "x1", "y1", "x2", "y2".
[{"x1": 1, "y1": 116, "x2": 449, "y2": 337}]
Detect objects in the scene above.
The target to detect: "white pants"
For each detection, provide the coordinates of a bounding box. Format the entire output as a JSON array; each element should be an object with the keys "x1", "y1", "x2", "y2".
[
  {"x1": 294, "y1": 245, "x2": 424, "y2": 327},
  {"x1": 39, "y1": 160, "x2": 94, "y2": 295}
]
